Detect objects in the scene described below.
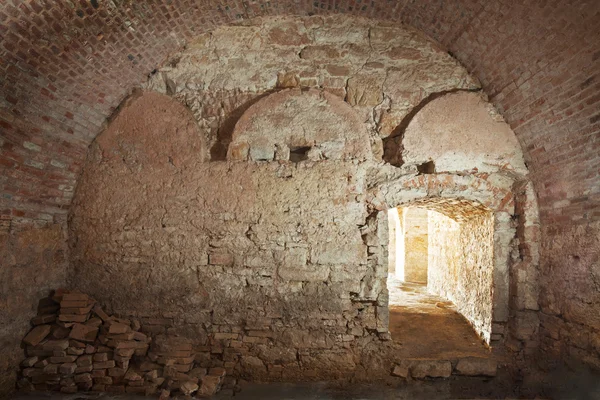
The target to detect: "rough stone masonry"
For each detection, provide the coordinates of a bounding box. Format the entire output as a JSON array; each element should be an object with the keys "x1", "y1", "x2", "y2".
[
  {"x1": 65, "y1": 16, "x2": 540, "y2": 384},
  {"x1": 18, "y1": 290, "x2": 228, "y2": 397}
]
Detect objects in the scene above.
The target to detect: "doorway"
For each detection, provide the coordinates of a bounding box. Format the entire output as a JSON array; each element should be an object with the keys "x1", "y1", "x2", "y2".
[{"x1": 386, "y1": 200, "x2": 495, "y2": 358}]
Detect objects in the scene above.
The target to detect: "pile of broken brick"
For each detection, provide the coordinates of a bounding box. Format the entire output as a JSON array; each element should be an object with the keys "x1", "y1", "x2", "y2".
[{"x1": 18, "y1": 289, "x2": 225, "y2": 398}]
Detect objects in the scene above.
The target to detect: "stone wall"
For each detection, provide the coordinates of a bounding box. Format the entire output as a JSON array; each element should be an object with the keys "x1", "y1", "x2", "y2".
[
  {"x1": 387, "y1": 208, "x2": 402, "y2": 276},
  {"x1": 403, "y1": 208, "x2": 428, "y2": 284},
  {"x1": 67, "y1": 17, "x2": 537, "y2": 383},
  {"x1": 144, "y1": 16, "x2": 479, "y2": 160},
  {"x1": 458, "y1": 213, "x2": 495, "y2": 343},
  {"x1": 428, "y1": 212, "x2": 461, "y2": 309},
  {"x1": 70, "y1": 89, "x2": 381, "y2": 381}
]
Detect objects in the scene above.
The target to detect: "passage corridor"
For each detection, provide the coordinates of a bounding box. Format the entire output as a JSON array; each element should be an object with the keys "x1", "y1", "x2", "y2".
[{"x1": 388, "y1": 279, "x2": 491, "y2": 360}]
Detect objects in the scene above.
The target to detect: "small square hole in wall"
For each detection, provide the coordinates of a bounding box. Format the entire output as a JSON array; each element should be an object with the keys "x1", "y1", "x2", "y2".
[
  {"x1": 289, "y1": 146, "x2": 311, "y2": 162},
  {"x1": 417, "y1": 160, "x2": 435, "y2": 174}
]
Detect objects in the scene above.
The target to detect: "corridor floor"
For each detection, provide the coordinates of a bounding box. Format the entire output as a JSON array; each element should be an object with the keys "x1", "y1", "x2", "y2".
[{"x1": 387, "y1": 280, "x2": 491, "y2": 359}]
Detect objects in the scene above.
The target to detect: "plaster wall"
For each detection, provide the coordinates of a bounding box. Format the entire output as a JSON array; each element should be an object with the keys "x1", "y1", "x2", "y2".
[
  {"x1": 403, "y1": 208, "x2": 428, "y2": 284},
  {"x1": 387, "y1": 208, "x2": 402, "y2": 277}
]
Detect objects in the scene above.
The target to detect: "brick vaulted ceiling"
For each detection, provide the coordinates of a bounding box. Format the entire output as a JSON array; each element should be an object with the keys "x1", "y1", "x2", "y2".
[{"x1": 0, "y1": 0, "x2": 599, "y2": 228}]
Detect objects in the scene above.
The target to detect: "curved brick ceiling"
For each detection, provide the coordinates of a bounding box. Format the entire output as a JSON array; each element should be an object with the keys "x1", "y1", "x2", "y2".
[{"x1": 0, "y1": 0, "x2": 599, "y2": 228}]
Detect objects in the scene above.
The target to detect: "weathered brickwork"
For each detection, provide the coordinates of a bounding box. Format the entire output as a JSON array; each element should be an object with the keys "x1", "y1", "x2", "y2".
[
  {"x1": 0, "y1": 221, "x2": 68, "y2": 395},
  {"x1": 0, "y1": 0, "x2": 598, "y2": 396}
]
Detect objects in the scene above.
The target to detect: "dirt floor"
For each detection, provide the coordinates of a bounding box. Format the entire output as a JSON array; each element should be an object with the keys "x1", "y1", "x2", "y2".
[
  {"x1": 387, "y1": 280, "x2": 491, "y2": 359},
  {"x1": 12, "y1": 378, "x2": 598, "y2": 400},
  {"x1": 4, "y1": 382, "x2": 543, "y2": 400}
]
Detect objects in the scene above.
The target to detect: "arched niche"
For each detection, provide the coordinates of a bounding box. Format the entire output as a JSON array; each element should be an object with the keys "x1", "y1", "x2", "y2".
[
  {"x1": 384, "y1": 91, "x2": 528, "y2": 174},
  {"x1": 226, "y1": 88, "x2": 372, "y2": 162}
]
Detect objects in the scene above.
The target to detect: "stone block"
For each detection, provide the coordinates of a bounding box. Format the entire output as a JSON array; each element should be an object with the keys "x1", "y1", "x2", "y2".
[
  {"x1": 92, "y1": 305, "x2": 111, "y2": 322},
  {"x1": 43, "y1": 364, "x2": 59, "y2": 374},
  {"x1": 346, "y1": 74, "x2": 385, "y2": 106},
  {"x1": 209, "y1": 252, "x2": 234, "y2": 266},
  {"x1": 249, "y1": 144, "x2": 275, "y2": 161},
  {"x1": 94, "y1": 376, "x2": 113, "y2": 385},
  {"x1": 198, "y1": 375, "x2": 222, "y2": 397},
  {"x1": 93, "y1": 352, "x2": 109, "y2": 362},
  {"x1": 60, "y1": 377, "x2": 74, "y2": 386},
  {"x1": 59, "y1": 314, "x2": 88, "y2": 323},
  {"x1": 133, "y1": 331, "x2": 148, "y2": 342},
  {"x1": 91, "y1": 369, "x2": 106, "y2": 378},
  {"x1": 93, "y1": 360, "x2": 116, "y2": 369},
  {"x1": 86, "y1": 317, "x2": 103, "y2": 328},
  {"x1": 124, "y1": 369, "x2": 142, "y2": 381},
  {"x1": 21, "y1": 356, "x2": 38, "y2": 367},
  {"x1": 67, "y1": 347, "x2": 85, "y2": 356},
  {"x1": 75, "y1": 365, "x2": 93, "y2": 374},
  {"x1": 391, "y1": 364, "x2": 409, "y2": 378},
  {"x1": 158, "y1": 389, "x2": 171, "y2": 400},
  {"x1": 23, "y1": 325, "x2": 52, "y2": 346},
  {"x1": 410, "y1": 360, "x2": 452, "y2": 379},
  {"x1": 277, "y1": 264, "x2": 329, "y2": 282},
  {"x1": 74, "y1": 373, "x2": 92, "y2": 384},
  {"x1": 76, "y1": 355, "x2": 93, "y2": 367},
  {"x1": 49, "y1": 356, "x2": 78, "y2": 363},
  {"x1": 69, "y1": 339, "x2": 86, "y2": 348},
  {"x1": 69, "y1": 323, "x2": 98, "y2": 342},
  {"x1": 59, "y1": 363, "x2": 77, "y2": 375},
  {"x1": 180, "y1": 380, "x2": 199, "y2": 395},
  {"x1": 108, "y1": 322, "x2": 130, "y2": 334},
  {"x1": 455, "y1": 357, "x2": 497, "y2": 377}
]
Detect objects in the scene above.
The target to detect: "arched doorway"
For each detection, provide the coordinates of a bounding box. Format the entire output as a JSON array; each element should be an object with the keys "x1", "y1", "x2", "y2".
[{"x1": 386, "y1": 198, "x2": 495, "y2": 358}]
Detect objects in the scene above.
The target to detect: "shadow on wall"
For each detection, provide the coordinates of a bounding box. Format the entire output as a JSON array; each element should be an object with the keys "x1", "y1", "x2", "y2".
[
  {"x1": 209, "y1": 90, "x2": 278, "y2": 161},
  {"x1": 382, "y1": 88, "x2": 481, "y2": 168}
]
